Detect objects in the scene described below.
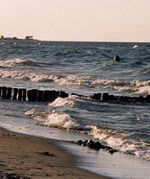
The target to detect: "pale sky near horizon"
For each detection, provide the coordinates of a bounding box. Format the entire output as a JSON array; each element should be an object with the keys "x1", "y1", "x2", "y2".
[{"x1": 0, "y1": 0, "x2": 150, "y2": 42}]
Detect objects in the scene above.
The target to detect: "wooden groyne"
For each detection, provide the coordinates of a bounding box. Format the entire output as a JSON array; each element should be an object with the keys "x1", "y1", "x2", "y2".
[
  {"x1": 0, "y1": 87, "x2": 68, "y2": 102},
  {"x1": 0, "y1": 86, "x2": 150, "y2": 104},
  {"x1": 90, "y1": 92, "x2": 150, "y2": 104}
]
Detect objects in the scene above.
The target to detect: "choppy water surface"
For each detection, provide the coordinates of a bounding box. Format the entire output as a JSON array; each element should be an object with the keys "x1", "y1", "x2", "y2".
[{"x1": 0, "y1": 40, "x2": 150, "y2": 163}]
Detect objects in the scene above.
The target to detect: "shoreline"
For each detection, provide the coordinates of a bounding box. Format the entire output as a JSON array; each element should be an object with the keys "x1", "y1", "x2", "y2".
[{"x1": 0, "y1": 127, "x2": 109, "y2": 179}]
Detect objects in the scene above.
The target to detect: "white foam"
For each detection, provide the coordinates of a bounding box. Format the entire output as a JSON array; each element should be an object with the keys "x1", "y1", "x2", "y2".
[
  {"x1": 0, "y1": 69, "x2": 54, "y2": 82},
  {"x1": 49, "y1": 95, "x2": 77, "y2": 107},
  {"x1": 0, "y1": 63, "x2": 150, "y2": 95},
  {"x1": 88, "y1": 125, "x2": 150, "y2": 161},
  {"x1": 30, "y1": 74, "x2": 53, "y2": 83},
  {"x1": 54, "y1": 74, "x2": 90, "y2": 86},
  {"x1": 0, "y1": 58, "x2": 35, "y2": 67},
  {"x1": 25, "y1": 108, "x2": 80, "y2": 130},
  {"x1": 135, "y1": 86, "x2": 150, "y2": 95},
  {"x1": 132, "y1": 80, "x2": 150, "y2": 95},
  {"x1": 132, "y1": 44, "x2": 139, "y2": 49},
  {"x1": 38, "y1": 111, "x2": 79, "y2": 129},
  {"x1": 92, "y1": 79, "x2": 150, "y2": 95},
  {"x1": 24, "y1": 108, "x2": 36, "y2": 116},
  {"x1": 25, "y1": 108, "x2": 46, "y2": 121}
]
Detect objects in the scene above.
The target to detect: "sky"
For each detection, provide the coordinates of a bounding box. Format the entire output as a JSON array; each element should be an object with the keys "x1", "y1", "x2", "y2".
[{"x1": 0, "y1": 0, "x2": 150, "y2": 42}]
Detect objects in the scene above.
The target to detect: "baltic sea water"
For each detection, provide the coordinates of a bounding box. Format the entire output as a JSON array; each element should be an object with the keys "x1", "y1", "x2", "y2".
[{"x1": 0, "y1": 40, "x2": 150, "y2": 178}]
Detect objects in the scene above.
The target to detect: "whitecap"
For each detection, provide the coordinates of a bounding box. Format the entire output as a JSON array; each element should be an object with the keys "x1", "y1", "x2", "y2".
[
  {"x1": 24, "y1": 108, "x2": 36, "y2": 116},
  {"x1": 135, "y1": 86, "x2": 150, "y2": 95},
  {"x1": 25, "y1": 108, "x2": 80, "y2": 130},
  {"x1": 132, "y1": 44, "x2": 139, "y2": 49},
  {"x1": 0, "y1": 58, "x2": 36, "y2": 68},
  {"x1": 87, "y1": 125, "x2": 150, "y2": 161},
  {"x1": 49, "y1": 95, "x2": 77, "y2": 107},
  {"x1": 36, "y1": 111, "x2": 79, "y2": 130}
]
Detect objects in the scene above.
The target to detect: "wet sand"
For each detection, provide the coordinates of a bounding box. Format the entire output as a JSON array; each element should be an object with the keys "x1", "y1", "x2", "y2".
[{"x1": 0, "y1": 128, "x2": 109, "y2": 179}]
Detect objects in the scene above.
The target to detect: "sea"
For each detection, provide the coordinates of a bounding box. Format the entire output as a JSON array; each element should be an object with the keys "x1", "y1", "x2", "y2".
[{"x1": 0, "y1": 39, "x2": 150, "y2": 179}]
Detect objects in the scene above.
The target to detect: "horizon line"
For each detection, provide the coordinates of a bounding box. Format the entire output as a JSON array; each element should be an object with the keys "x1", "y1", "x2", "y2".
[{"x1": 1, "y1": 35, "x2": 150, "y2": 43}]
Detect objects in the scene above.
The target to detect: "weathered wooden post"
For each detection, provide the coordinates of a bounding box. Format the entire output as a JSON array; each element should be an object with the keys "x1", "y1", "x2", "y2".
[
  {"x1": 43, "y1": 90, "x2": 52, "y2": 102},
  {"x1": 90, "y1": 93, "x2": 102, "y2": 101},
  {"x1": 59, "y1": 91, "x2": 68, "y2": 98},
  {"x1": 1, "y1": 87, "x2": 7, "y2": 99},
  {"x1": 37, "y1": 90, "x2": 44, "y2": 102},
  {"x1": 0, "y1": 87, "x2": 2, "y2": 97},
  {"x1": 12, "y1": 88, "x2": 19, "y2": 100},
  {"x1": 17, "y1": 88, "x2": 26, "y2": 101},
  {"x1": 6, "y1": 88, "x2": 12, "y2": 99},
  {"x1": 27, "y1": 89, "x2": 38, "y2": 102},
  {"x1": 102, "y1": 93, "x2": 109, "y2": 102},
  {"x1": 22, "y1": 89, "x2": 27, "y2": 101},
  {"x1": 18, "y1": 89, "x2": 23, "y2": 101}
]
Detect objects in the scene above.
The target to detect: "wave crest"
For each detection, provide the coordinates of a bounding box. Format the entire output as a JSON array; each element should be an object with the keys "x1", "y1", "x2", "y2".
[
  {"x1": 0, "y1": 58, "x2": 37, "y2": 67},
  {"x1": 25, "y1": 108, "x2": 79, "y2": 130},
  {"x1": 0, "y1": 64, "x2": 150, "y2": 95},
  {"x1": 91, "y1": 79, "x2": 150, "y2": 95},
  {"x1": 49, "y1": 95, "x2": 77, "y2": 107},
  {"x1": 43, "y1": 111, "x2": 79, "y2": 129},
  {"x1": 88, "y1": 125, "x2": 150, "y2": 160}
]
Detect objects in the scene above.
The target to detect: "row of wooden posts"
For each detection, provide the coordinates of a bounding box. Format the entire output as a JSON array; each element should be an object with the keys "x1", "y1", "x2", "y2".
[
  {"x1": 0, "y1": 87, "x2": 68, "y2": 102},
  {"x1": 0, "y1": 86, "x2": 150, "y2": 104},
  {"x1": 91, "y1": 92, "x2": 150, "y2": 103}
]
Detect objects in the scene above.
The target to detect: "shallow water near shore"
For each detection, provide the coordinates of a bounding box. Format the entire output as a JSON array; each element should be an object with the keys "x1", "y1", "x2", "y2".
[
  {"x1": 60, "y1": 142, "x2": 150, "y2": 179},
  {"x1": 0, "y1": 40, "x2": 150, "y2": 178},
  {"x1": 0, "y1": 99, "x2": 150, "y2": 179}
]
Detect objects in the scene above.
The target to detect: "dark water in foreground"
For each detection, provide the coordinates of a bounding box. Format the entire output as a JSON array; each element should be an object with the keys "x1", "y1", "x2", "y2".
[{"x1": 0, "y1": 40, "x2": 150, "y2": 177}]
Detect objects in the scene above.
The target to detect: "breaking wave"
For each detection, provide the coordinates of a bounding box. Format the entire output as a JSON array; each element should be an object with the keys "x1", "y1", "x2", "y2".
[
  {"x1": 91, "y1": 79, "x2": 150, "y2": 95},
  {"x1": 0, "y1": 69, "x2": 55, "y2": 82},
  {"x1": 24, "y1": 96, "x2": 150, "y2": 161},
  {"x1": 0, "y1": 69, "x2": 149, "y2": 95},
  {"x1": 25, "y1": 108, "x2": 80, "y2": 130},
  {"x1": 49, "y1": 95, "x2": 77, "y2": 107},
  {"x1": 25, "y1": 106, "x2": 150, "y2": 161},
  {"x1": 0, "y1": 58, "x2": 37, "y2": 67},
  {"x1": 0, "y1": 58, "x2": 149, "y2": 95},
  {"x1": 87, "y1": 125, "x2": 150, "y2": 161}
]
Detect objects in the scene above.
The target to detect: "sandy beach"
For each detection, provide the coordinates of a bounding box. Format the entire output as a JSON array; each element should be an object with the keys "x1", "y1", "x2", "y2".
[{"x1": 0, "y1": 128, "x2": 109, "y2": 179}]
